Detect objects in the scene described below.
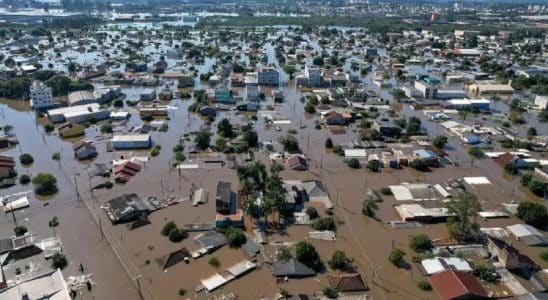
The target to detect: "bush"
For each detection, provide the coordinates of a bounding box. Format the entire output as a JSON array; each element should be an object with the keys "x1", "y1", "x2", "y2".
[
  {"x1": 468, "y1": 147, "x2": 483, "y2": 158},
  {"x1": 527, "y1": 178, "x2": 547, "y2": 197},
  {"x1": 225, "y1": 227, "x2": 246, "y2": 247},
  {"x1": 161, "y1": 221, "x2": 177, "y2": 236},
  {"x1": 380, "y1": 187, "x2": 392, "y2": 195},
  {"x1": 195, "y1": 130, "x2": 211, "y2": 150},
  {"x1": 178, "y1": 288, "x2": 187, "y2": 296},
  {"x1": 172, "y1": 144, "x2": 184, "y2": 152},
  {"x1": 347, "y1": 158, "x2": 360, "y2": 169},
  {"x1": 504, "y1": 162, "x2": 518, "y2": 175},
  {"x1": 100, "y1": 123, "x2": 113, "y2": 134},
  {"x1": 44, "y1": 124, "x2": 54, "y2": 133},
  {"x1": 51, "y1": 252, "x2": 68, "y2": 270},
  {"x1": 361, "y1": 200, "x2": 378, "y2": 217},
  {"x1": 52, "y1": 152, "x2": 61, "y2": 161},
  {"x1": 540, "y1": 250, "x2": 548, "y2": 263},
  {"x1": 409, "y1": 234, "x2": 433, "y2": 253},
  {"x1": 388, "y1": 248, "x2": 405, "y2": 267},
  {"x1": 32, "y1": 173, "x2": 58, "y2": 195},
  {"x1": 367, "y1": 160, "x2": 382, "y2": 172},
  {"x1": 312, "y1": 217, "x2": 336, "y2": 231},
  {"x1": 20, "y1": 153, "x2": 34, "y2": 165},
  {"x1": 332, "y1": 145, "x2": 344, "y2": 156},
  {"x1": 208, "y1": 257, "x2": 220, "y2": 268},
  {"x1": 174, "y1": 151, "x2": 186, "y2": 162},
  {"x1": 113, "y1": 99, "x2": 124, "y2": 108},
  {"x1": 432, "y1": 136, "x2": 448, "y2": 149},
  {"x1": 472, "y1": 264, "x2": 499, "y2": 283},
  {"x1": 295, "y1": 241, "x2": 321, "y2": 271},
  {"x1": 150, "y1": 145, "x2": 161, "y2": 156},
  {"x1": 304, "y1": 103, "x2": 316, "y2": 114},
  {"x1": 410, "y1": 159, "x2": 428, "y2": 172},
  {"x1": 322, "y1": 287, "x2": 338, "y2": 299},
  {"x1": 277, "y1": 245, "x2": 293, "y2": 262},
  {"x1": 14, "y1": 225, "x2": 27, "y2": 236},
  {"x1": 305, "y1": 207, "x2": 319, "y2": 219},
  {"x1": 19, "y1": 174, "x2": 31, "y2": 185},
  {"x1": 168, "y1": 228, "x2": 188, "y2": 242},
  {"x1": 325, "y1": 138, "x2": 333, "y2": 149},
  {"x1": 417, "y1": 280, "x2": 432, "y2": 291},
  {"x1": 329, "y1": 250, "x2": 347, "y2": 270},
  {"x1": 279, "y1": 135, "x2": 300, "y2": 153},
  {"x1": 516, "y1": 201, "x2": 548, "y2": 228}
]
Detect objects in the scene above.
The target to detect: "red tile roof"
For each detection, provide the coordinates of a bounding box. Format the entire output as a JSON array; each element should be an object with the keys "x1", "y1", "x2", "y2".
[
  {"x1": 494, "y1": 152, "x2": 515, "y2": 167},
  {"x1": 327, "y1": 273, "x2": 368, "y2": 292},
  {"x1": 0, "y1": 155, "x2": 15, "y2": 168},
  {"x1": 429, "y1": 270, "x2": 488, "y2": 300},
  {"x1": 114, "y1": 161, "x2": 142, "y2": 182}
]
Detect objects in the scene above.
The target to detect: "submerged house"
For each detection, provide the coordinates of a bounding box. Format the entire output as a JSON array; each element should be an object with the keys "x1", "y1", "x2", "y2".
[
  {"x1": 216, "y1": 181, "x2": 232, "y2": 214},
  {"x1": 73, "y1": 141, "x2": 98, "y2": 160},
  {"x1": 273, "y1": 259, "x2": 315, "y2": 278},
  {"x1": 103, "y1": 193, "x2": 152, "y2": 224}
]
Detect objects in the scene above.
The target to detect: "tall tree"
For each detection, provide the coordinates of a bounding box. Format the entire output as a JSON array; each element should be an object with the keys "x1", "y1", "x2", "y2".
[{"x1": 445, "y1": 191, "x2": 481, "y2": 240}]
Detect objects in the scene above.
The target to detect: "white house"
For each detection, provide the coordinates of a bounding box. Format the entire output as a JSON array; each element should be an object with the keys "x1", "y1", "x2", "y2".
[
  {"x1": 534, "y1": 95, "x2": 548, "y2": 110},
  {"x1": 29, "y1": 81, "x2": 54, "y2": 110}
]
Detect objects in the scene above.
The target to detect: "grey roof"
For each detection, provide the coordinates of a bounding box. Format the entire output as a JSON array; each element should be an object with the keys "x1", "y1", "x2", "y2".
[
  {"x1": 216, "y1": 181, "x2": 231, "y2": 204},
  {"x1": 241, "y1": 238, "x2": 260, "y2": 258},
  {"x1": 303, "y1": 181, "x2": 328, "y2": 198},
  {"x1": 105, "y1": 194, "x2": 152, "y2": 223},
  {"x1": 273, "y1": 259, "x2": 315, "y2": 277},
  {"x1": 195, "y1": 231, "x2": 227, "y2": 250},
  {"x1": 86, "y1": 163, "x2": 110, "y2": 177}
]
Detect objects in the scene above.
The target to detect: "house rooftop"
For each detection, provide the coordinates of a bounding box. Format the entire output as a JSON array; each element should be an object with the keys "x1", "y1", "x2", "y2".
[
  {"x1": 429, "y1": 270, "x2": 488, "y2": 300},
  {"x1": 327, "y1": 273, "x2": 368, "y2": 292}
]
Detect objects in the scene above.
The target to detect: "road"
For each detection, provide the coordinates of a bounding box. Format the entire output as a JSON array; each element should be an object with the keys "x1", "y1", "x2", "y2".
[{"x1": 78, "y1": 189, "x2": 156, "y2": 300}]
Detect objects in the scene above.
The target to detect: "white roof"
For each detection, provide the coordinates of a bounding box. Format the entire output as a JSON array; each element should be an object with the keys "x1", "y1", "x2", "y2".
[
  {"x1": 389, "y1": 185, "x2": 414, "y2": 201},
  {"x1": 441, "y1": 120, "x2": 462, "y2": 129},
  {"x1": 463, "y1": 177, "x2": 491, "y2": 185},
  {"x1": 395, "y1": 204, "x2": 450, "y2": 220},
  {"x1": 0, "y1": 269, "x2": 70, "y2": 300},
  {"x1": 47, "y1": 103, "x2": 101, "y2": 116},
  {"x1": 344, "y1": 149, "x2": 366, "y2": 158},
  {"x1": 421, "y1": 257, "x2": 472, "y2": 275},
  {"x1": 506, "y1": 224, "x2": 543, "y2": 238},
  {"x1": 200, "y1": 273, "x2": 230, "y2": 292},
  {"x1": 2, "y1": 196, "x2": 29, "y2": 212},
  {"x1": 112, "y1": 134, "x2": 150, "y2": 142},
  {"x1": 227, "y1": 260, "x2": 256, "y2": 276}
]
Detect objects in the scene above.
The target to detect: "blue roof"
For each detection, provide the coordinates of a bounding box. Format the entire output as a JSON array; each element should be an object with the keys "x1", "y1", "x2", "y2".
[
  {"x1": 463, "y1": 134, "x2": 482, "y2": 145},
  {"x1": 414, "y1": 149, "x2": 437, "y2": 159}
]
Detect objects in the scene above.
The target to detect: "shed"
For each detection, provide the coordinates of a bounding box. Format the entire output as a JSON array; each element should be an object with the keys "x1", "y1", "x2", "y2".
[{"x1": 192, "y1": 188, "x2": 208, "y2": 206}]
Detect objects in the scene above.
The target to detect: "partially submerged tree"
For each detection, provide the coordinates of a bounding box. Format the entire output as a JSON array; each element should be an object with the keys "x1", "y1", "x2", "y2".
[{"x1": 445, "y1": 192, "x2": 481, "y2": 240}]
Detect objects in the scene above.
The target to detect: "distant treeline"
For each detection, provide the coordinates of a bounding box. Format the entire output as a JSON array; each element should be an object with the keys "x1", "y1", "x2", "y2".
[
  {"x1": 196, "y1": 16, "x2": 517, "y2": 34},
  {"x1": 197, "y1": 16, "x2": 410, "y2": 33}
]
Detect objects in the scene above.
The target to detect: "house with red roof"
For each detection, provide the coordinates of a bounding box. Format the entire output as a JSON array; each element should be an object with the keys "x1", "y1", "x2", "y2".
[
  {"x1": 0, "y1": 156, "x2": 16, "y2": 179},
  {"x1": 429, "y1": 270, "x2": 489, "y2": 300},
  {"x1": 114, "y1": 161, "x2": 142, "y2": 183}
]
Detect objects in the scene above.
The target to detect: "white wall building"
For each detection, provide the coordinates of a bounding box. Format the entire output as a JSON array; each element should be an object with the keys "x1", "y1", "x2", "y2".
[
  {"x1": 257, "y1": 66, "x2": 279, "y2": 86},
  {"x1": 304, "y1": 65, "x2": 321, "y2": 87},
  {"x1": 534, "y1": 95, "x2": 548, "y2": 109},
  {"x1": 29, "y1": 81, "x2": 54, "y2": 110}
]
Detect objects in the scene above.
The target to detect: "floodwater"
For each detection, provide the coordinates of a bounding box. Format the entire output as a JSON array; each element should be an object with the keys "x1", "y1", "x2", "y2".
[{"x1": 1, "y1": 27, "x2": 546, "y2": 300}]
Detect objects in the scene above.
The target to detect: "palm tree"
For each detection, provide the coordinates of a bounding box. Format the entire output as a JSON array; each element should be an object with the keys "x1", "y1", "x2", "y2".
[
  {"x1": 264, "y1": 171, "x2": 287, "y2": 223},
  {"x1": 48, "y1": 216, "x2": 59, "y2": 237}
]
